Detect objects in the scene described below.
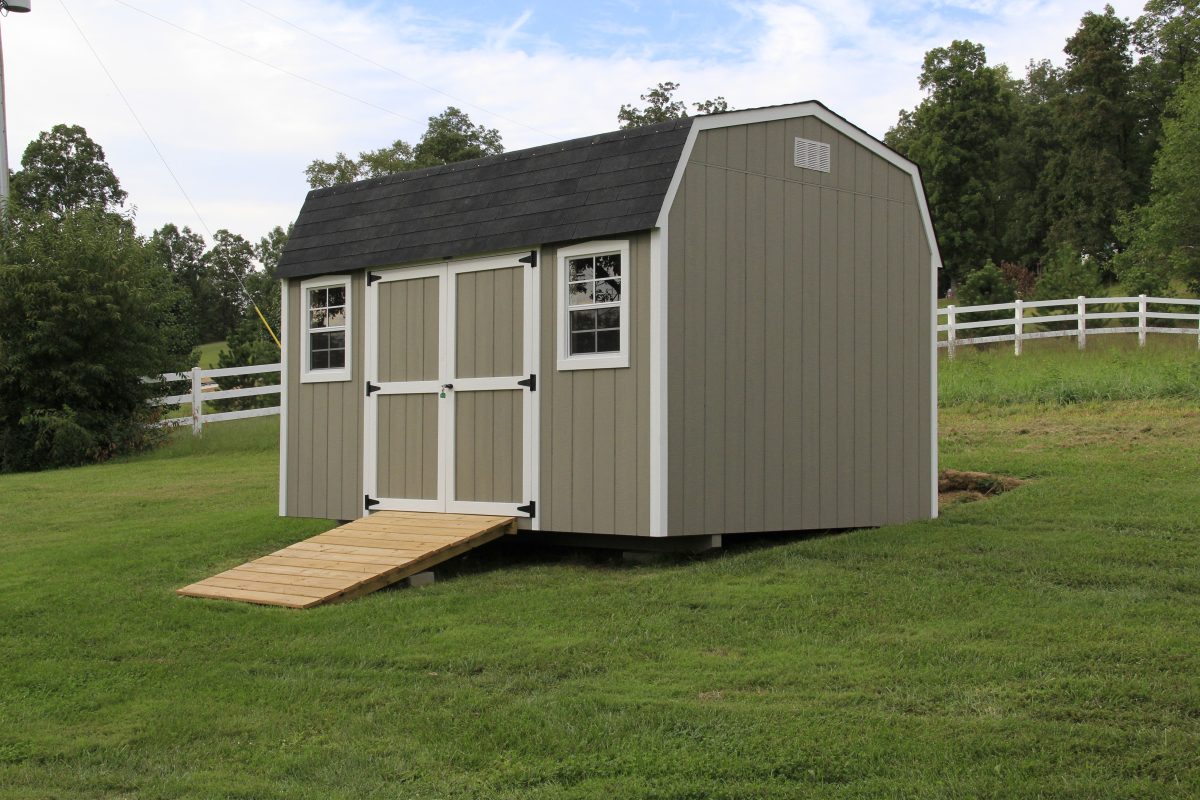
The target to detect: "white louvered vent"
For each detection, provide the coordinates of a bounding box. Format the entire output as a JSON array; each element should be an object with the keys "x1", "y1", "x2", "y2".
[{"x1": 794, "y1": 137, "x2": 831, "y2": 173}]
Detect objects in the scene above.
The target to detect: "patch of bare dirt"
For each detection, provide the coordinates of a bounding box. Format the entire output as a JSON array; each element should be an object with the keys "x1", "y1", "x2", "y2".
[{"x1": 938, "y1": 469, "x2": 1027, "y2": 508}]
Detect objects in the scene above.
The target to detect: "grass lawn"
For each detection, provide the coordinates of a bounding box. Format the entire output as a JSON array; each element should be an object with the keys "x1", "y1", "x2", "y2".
[
  {"x1": 2, "y1": 340, "x2": 1199, "y2": 797},
  {"x1": 193, "y1": 341, "x2": 229, "y2": 370}
]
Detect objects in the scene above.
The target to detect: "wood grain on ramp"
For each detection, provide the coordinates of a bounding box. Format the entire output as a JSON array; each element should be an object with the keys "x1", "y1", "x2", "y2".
[{"x1": 178, "y1": 511, "x2": 516, "y2": 608}]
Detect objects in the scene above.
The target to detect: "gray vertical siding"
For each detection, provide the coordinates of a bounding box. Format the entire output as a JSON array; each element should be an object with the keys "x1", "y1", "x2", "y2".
[
  {"x1": 377, "y1": 393, "x2": 438, "y2": 499},
  {"x1": 377, "y1": 276, "x2": 439, "y2": 382},
  {"x1": 455, "y1": 266, "x2": 524, "y2": 379},
  {"x1": 284, "y1": 274, "x2": 364, "y2": 521},
  {"x1": 667, "y1": 117, "x2": 934, "y2": 535},
  {"x1": 539, "y1": 232, "x2": 653, "y2": 535}
]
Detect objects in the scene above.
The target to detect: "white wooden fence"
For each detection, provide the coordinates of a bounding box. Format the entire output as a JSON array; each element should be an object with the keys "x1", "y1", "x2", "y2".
[
  {"x1": 148, "y1": 363, "x2": 282, "y2": 435},
  {"x1": 939, "y1": 295, "x2": 1200, "y2": 357}
]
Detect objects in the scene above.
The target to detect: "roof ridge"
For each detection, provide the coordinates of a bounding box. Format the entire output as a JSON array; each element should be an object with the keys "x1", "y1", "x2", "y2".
[{"x1": 309, "y1": 117, "x2": 694, "y2": 198}]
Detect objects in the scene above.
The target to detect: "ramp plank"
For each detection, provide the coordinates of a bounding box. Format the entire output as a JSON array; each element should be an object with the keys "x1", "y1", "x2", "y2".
[{"x1": 179, "y1": 512, "x2": 516, "y2": 608}]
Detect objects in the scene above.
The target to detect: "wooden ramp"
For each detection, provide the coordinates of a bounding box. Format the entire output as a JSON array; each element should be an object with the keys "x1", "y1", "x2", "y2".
[{"x1": 178, "y1": 512, "x2": 516, "y2": 609}]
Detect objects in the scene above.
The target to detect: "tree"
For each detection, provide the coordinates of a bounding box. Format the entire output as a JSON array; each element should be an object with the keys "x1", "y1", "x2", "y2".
[
  {"x1": 10, "y1": 124, "x2": 127, "y2": 216},
  {"x1": 1034, "y1": 244, "x2": 1102, "y2": 300},
  {"x1": 201, "y1": 230, "x2": 255, "y2": 341},
  {"x1": 886, "y1": 41, "x2": 1014, "y2": 288},
  {"x1": 150, "y1": 223, "x2": 210, "y2": 343},
  {"x1": 255, "y1": 224, "x2": 292, "y2": 278},
  {"x1": 0, "y1": 207, "x2": 192, "y2": 471},
  {"x1": 305, "y1": 108, "x2": 502, "y2": 189},
  {"x1": 996, "y1": 60, "x2": 1068, "y2": 267},
  {"x1": 1115, "y1": 65, "x2": 1200, "y2": 294},
  {"x1": 617, "y1": 82, "x2": 731, "y2": 128},
  {"x1": 412, "y1": 107, "x2": 502, "y2": 166},
  {"x1": 1045, "y1": 6, "x2": 1148, "y2": 263}
]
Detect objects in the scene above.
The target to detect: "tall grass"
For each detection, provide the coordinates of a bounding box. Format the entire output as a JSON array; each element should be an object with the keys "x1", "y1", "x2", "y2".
[{"x1": 940, "y1": 334, "x2": 1200, "y2": 406}]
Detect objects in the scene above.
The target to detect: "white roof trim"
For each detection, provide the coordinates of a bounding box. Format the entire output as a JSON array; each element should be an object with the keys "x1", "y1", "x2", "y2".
[{"x1": 654, "y1": 102, "x2": 943, "y2": 271}]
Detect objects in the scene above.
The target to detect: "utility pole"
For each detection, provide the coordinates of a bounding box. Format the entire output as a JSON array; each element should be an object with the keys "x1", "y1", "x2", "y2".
[{"x1": 0, "y1": 1, "x2": 32, "y2": 213}]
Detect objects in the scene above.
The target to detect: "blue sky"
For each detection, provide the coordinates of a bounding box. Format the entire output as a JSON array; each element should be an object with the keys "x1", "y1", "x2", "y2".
[{"x1": 3, "y1": 0, "x2": 1147, "y2": 246}]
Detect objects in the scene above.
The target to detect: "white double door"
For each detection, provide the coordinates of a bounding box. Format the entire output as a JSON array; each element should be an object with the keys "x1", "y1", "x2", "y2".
[{"x1": 364, "y1": 252, "x2": 536, "y2": 518}]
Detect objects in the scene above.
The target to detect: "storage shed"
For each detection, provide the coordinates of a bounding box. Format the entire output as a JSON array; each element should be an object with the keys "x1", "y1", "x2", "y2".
[{"x1": 276, "y1": 101, "x2": 940, "y2": 547}]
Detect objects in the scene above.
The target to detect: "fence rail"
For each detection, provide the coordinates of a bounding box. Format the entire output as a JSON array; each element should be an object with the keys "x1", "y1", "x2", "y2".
[
  {"x1": 147, "y1": 363, "x2": 281, "y2": 435},
  {"x1": 939, "y1": 295, "x2": 1200, "y2": 356}
]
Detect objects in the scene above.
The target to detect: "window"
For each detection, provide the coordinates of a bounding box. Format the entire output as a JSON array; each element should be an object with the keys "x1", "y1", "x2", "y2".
[
  {"x1": 300, "y1": 276, "x2": 351, "y2": 383},
  {"x1": 557, "y1": 240, "x2": 630, "y2": 370}
]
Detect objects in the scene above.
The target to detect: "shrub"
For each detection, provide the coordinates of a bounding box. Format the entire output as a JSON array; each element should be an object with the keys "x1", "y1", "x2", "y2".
[
  {"x1": 0, "y1": 207, "x2": 193, "y2": 471},
  {"x1": 955, "y1": 261, "x2": 1016, "y2": 338},
  {"x1": 1034, "y1": 244, "x2": 1102, "y2": 301}
]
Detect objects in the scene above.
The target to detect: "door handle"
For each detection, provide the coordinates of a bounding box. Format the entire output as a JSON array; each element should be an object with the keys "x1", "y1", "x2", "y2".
[{"x1": 439, "y1": 383, "x2": 453, "y2": 398}]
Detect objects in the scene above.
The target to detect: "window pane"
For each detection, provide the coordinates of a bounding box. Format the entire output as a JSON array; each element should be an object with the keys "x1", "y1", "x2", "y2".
[
  {"x1": 311, "y1": 350, "x2": 329, "y2": 370},
  {"x1": 329, "y1": 330, "x2": 346, "y2": 349},
  {"x1": 595, "y1": 254, "x2": 621, "y2": 278},
  {"x1": 309, "y1": 288, "x2": 326, "y2": 309},
  {"x1": 310, "y1": 309, "x2": 327, "y2": 328},
  {"x1": 568, "y1": 257, "x2": 594, "y2": 282},
  {"x1": 569, "y1": 282, "x2": 594, "y2": 306},
  {"x1": 327, "y1": 307, "x2": 346, "y2": 327},
  {"x1": 328, "y1": 349, "x2": 345, "y2": 369},
  {"x1": 596, "y1": 307, "x2": 620, "y2": 329},
  {"x1": 570, "y1": 309, "x2": 596, "y2": 332},
  {"x1": 327, "y1": 287, "x2": 345, "y2": 307},
  {"x1": 571, "y1": 331, "x2": 596, "y2": 354},
  {"x1": 311, "y1": 331, "x2": 329, "y2": 350},
  {"x1": 594, "y1": 279, "x2": 620, "y2": 303},
  {"x1": 596, "y1": 330, "x2": 621, "y2": 353}
]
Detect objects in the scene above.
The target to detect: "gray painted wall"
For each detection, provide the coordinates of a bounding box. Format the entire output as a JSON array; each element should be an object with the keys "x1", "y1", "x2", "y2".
[
  {"x1": 539, "y1": 233, "x2": 653, "y2": 536},
  {"x1": 283, "y1": 274, "x2": 365, "y2": 521},
  {"x1": 666, "y1": 117, "x2": 934, "y2": 536}
]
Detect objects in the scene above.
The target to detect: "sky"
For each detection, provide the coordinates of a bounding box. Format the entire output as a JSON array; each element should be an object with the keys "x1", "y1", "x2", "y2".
[{"x1": 1, "y1": 0, "x2": 1148, "y2": 246}]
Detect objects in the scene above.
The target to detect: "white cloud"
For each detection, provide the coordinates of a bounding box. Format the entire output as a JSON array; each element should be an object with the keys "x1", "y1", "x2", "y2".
[{"x1": 1, "y1": 0, "x2": 1148, "y2": 243}]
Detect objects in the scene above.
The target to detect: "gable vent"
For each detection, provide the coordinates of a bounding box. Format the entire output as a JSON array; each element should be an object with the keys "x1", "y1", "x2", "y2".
[{"x1": 794, "y1": 137, "x2": 831, "y2": 173}]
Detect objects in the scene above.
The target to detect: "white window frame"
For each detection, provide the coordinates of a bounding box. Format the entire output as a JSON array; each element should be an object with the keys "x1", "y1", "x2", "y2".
[
  {"x1": 300, "y1": 275, "x2": 352, "y2": 383},
  {"x1": 556, "y1": 239, "x2": 631, "y2": 371}
]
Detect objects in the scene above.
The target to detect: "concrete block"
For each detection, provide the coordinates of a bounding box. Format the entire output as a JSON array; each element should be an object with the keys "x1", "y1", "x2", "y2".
[{"x1": 406, "y1": 571, "x2": 435, "y2": 588}]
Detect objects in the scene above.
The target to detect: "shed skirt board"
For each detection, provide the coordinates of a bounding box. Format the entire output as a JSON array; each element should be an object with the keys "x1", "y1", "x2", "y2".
[
  {"x1": 364, "y1": 253, "x2": 536, "y2": 519},
  {"x1": 178, "y1": 511, "x2": 517, "y2": 608}
]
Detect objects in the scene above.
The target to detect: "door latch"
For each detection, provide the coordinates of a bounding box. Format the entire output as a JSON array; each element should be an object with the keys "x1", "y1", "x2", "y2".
[{"x1": 439, "y1": 383, "x2": 453, "y2": 398}]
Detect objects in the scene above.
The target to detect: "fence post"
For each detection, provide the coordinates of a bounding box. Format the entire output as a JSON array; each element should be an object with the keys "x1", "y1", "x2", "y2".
[
  {"x1": 946, "y1": 305, "x2": 957, "y2": 359},
  {"x1": 1138, "y1": 294, "x2": 1147, "y2": 347},
  {"x1": 1077, "y1": 296, "x2": 1087, "y2": 350},
  {"x1": 191, "y1": 366, "x2": 203, "y2": 436},
  {"x1": 1014, "y1": 299, "x2": 1024, "y2": 356}
]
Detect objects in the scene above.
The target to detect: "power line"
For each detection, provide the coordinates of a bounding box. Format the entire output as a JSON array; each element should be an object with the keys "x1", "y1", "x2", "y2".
[
  {"x1": 108, "y1": 0, "x2": 423, "y2": 125},
  {"x1": 59, "y1": 0, "x2": 282, "y2": 349},
  {"x1": 237, "y1": 0, "x2": 550, "y2": 137}
]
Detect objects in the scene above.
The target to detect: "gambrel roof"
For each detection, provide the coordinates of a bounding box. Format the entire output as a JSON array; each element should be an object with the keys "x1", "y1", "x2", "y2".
[{"x1": 277, "y1": 118, "x2": 694, "y2": 278}]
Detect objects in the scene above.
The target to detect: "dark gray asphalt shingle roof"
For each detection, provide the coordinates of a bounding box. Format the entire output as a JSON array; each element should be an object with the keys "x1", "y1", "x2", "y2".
[{"x1": 277, "y1": 117, "x2": 694, "y2": 278}]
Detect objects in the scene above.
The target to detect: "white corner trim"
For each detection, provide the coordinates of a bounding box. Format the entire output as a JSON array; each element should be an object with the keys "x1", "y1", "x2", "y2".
[
  {"x1": 299, "y1": 274, "x2": 353, "y2": 383},
  {"x1": 555, "y1": 239, "x2": 632, "y2": 372},
  {"x1": 278, "y1": 280, "x2": 289, "y2": 517},
  {"x1": 655, "y1": 101, "x2": 944, "y2": 276},
  {"x1": 930, "y1": 236, "x2": 940, "y2": 520},
  {"x1": 649, "y1": 226, "x2": 669, "y2": 537}
]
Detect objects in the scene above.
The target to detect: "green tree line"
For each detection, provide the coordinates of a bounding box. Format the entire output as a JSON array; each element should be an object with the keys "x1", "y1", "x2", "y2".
[{"x1": 886, "y1": 1, "x2": 1200, "y2": 300}]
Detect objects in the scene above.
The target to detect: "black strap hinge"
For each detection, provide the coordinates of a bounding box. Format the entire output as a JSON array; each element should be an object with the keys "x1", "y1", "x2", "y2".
[
  {"x1": 517, "y1": 500, "x2": 536, "y2": 518},
  {"x1": 517, "y1": 373, "x2": 537, "y2": 392},
  {"x1": 364, "y1": 494, "x2": 380, "y2": 511},
  {"x1": 518, "y1": 250, "x2": 538, "y2": 268},
  {"x1": 367, "y1": 272, "x2": 382, "y2": 286},
  {"x1": 366, "y1": 381, "x2": 381, "y2": 396}
]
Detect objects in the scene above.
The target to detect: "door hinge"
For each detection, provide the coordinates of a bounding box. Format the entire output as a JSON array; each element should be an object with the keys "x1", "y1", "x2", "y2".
[
  {"x1": 516, "y1": 500, "x2": 536, "y2": 518},
  {"x1": 366, "y1": 381, "x2": 381, "y2": 396},
  {"x1": 364, "y1": 494, "x2": 380, "y2": 511},
  {"x1": 367, "y1": 272, "x2": 382, "y2": 286},
  {"x1": 518, "y1": 250, "x2": 538, "y2": 268},
  {"x1": 517, "y1": 373, "x2": 537, "y2": 392}
]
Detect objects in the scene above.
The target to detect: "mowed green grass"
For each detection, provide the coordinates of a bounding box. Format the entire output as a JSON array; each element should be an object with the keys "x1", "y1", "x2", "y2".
[
  {"x1": 193, "y1": 340, "x2": 229, "y2": 370},
  {"x1": 2, "y1": 341, "x2": 1200, "y2": 798}
]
